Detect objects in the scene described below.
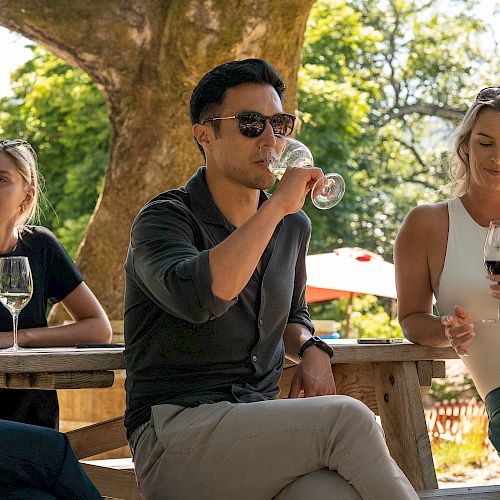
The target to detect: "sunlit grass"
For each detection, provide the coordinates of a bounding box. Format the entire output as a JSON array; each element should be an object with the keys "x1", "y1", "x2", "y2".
[{"x1": 432, "y1": 423, "x2": 491, "y2": 475}]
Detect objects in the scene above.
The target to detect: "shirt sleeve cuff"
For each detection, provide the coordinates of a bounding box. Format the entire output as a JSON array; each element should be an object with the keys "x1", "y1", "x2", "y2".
[{"x1": 178, "y1": 249, "x2": 237, "y2": 320}]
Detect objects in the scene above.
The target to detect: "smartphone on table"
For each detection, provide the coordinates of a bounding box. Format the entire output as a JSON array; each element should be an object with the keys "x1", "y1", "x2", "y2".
[{"x1": 356, "y1": 338, "x2": 404, "y2": 344}]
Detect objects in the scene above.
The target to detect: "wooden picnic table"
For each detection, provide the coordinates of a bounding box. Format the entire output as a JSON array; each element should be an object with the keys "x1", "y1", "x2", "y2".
[
  {"x1": 0, "y1": 341, "x2": 460, "y2": 498},
  {"x1": 0, "y1": 346, "x2": 136, "y2": 499},
  {"x1": 280, "y1": 339, "x2": 459, "y2": 491}
]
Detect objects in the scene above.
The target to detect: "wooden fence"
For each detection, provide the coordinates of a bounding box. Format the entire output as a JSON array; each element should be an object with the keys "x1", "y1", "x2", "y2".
[{"x1": 425, "y1": 398, "x2": 490, "y2": 446}]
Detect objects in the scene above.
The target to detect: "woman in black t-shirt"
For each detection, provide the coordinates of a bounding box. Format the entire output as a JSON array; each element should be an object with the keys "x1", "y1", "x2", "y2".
[{"x1": 0, "y1": 139, "x2": 112, "y2": 429}]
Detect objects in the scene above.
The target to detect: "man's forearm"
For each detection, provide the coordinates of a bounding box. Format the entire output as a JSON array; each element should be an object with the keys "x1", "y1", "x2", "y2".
[{"x1": 209, "y1": 199, "x2": 285, "y2": 301}]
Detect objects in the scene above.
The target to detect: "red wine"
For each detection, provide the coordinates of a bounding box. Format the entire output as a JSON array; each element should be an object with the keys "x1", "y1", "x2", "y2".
[{"x1": 485, "y1": 260, "x2": 500, "y2": 274}]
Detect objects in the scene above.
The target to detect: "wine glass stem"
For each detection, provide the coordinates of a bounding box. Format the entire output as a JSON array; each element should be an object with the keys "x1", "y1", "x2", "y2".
[
  {"x1": 497, "y1": 302, "x2": 500, "y2": 321},
  {"x1": 12, "y1": 313, "x2": 19, "y2": 351}
]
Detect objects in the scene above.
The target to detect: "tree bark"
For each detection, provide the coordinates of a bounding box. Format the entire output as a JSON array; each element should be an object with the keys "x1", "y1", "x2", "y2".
[{"x1": 0, "y1": 0, "x2": 316, "y2": 321}]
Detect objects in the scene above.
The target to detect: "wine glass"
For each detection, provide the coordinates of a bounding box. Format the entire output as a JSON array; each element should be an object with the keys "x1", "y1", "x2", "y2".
[
  {"x1": 260, "y1": 135, "x2": 345, "y2": 210},
  {"x1": 482, "y1": 220, "x2": 500, "y2": 323},
  {"x1": 0, "y1": 256, "x2": 33, "y2": 351}
]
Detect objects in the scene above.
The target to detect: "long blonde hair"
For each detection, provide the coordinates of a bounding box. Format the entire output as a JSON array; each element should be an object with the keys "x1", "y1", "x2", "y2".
[
  {"x1": 448, "y1": 93, "x2": 500, "y2": 196},
  {"x1": 0, "y1": 140, "x2": 43, "y2": 226}
]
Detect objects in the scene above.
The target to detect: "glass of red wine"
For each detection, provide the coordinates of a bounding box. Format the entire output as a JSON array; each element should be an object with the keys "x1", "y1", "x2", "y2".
[{"x1": 482, "y1": 220, "x2": 500, "y2": 323}]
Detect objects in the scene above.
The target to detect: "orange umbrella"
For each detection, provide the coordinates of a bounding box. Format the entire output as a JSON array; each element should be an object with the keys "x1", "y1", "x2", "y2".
[
  {"x1": 306, "y1": 247, "x2": 397, "y2": 303},
  {"x1": 306, "y1": 248, "x2": 397, "y2": 338}
]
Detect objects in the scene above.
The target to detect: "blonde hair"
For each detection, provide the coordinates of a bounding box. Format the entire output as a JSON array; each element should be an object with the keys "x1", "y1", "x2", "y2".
[
  {"x1": 448, "y1": 93, "x2": 500, "y2": 196},
  {"x1": 0, "y1": 140, "x2": 43, "y2": 226}
]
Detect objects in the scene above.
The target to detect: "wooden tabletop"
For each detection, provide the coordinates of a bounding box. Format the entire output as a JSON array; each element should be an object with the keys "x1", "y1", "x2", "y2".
[
  {"x1": 0, "y1": 341, "x2": 458, "y2": 373},
  {"x1": 0, "y1": 347, "x2": 126, "y2": 373},
  {"x1": 322, "y1": 339, "x2": 458, "y2": 363}
]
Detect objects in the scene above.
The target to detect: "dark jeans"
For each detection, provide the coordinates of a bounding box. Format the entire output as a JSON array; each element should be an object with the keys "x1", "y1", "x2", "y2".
[
  {"x1": 0, "y1": 419, "x2": 102, "y2": 500},
  {"x1": 485, "y1": 386, "x2": 500, "y2": 454}
]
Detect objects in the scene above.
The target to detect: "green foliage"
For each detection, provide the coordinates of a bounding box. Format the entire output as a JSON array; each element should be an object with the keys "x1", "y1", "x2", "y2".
[
  {"x1": 301, "y1": 0, "x2": 493, "y2": 331},
  {"x1": 0, "y1": 46, "x2": 110, "y2": 257},
  {"x1": 309, "y1": 295, "x2": 401, "y2": 338},
  {"x1": 431, "y1": 377, "x2": 480, "y2": 402}
]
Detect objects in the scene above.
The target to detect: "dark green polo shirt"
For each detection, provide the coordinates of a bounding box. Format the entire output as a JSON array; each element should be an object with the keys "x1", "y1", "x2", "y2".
[{"x1": 124, "y1": 167, "x2": 314, "y2": 437}]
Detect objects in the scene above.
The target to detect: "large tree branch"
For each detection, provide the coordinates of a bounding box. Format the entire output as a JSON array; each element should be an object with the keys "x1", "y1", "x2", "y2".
[
  {"x1": 0, "y1": 0, "x2": 162, "y2": 91},
  {"x1": 394, "y1": 137, "x2": 427, "y2": 170},
  {"x1": 381, "y1": 103, "x2": 465, "y2": 126}
]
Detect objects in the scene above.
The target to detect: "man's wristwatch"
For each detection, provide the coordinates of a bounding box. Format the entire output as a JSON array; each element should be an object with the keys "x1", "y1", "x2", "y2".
[{"x1": 298, "y1": 336, "x2": 334, "y2": 359}]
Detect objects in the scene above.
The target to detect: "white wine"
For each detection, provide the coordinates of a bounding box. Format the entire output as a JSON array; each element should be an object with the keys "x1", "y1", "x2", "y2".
[
  {"x1": 269, "y1": 166, "x2": 286, "y2": 180},
  {"x1": 0, "y1": 292, "x2": 32, "y2": 314}
]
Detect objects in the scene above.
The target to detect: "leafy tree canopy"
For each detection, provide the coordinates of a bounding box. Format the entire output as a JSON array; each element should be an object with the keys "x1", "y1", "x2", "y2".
[
  {"x1": 298, "y1": 0, "x2": 492, "y2": 260},
  {"x1": 0, "y1": 46, "x2": 110, "y2": 256}
]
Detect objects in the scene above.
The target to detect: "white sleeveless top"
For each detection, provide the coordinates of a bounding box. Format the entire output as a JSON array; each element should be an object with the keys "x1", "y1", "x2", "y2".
[{"x1": 436, "y1": 198, "x2": 500, "y2": 398}]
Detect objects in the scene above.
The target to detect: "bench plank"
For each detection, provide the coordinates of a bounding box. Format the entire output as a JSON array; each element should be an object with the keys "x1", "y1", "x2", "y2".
[{"x1": 418, "y1": 485, "x2": 500, "y2": 498}]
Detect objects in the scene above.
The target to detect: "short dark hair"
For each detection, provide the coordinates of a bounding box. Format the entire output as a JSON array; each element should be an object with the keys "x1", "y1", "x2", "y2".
[{"x1": 190, "y1": 59, "x2": 286, "y2": 157}]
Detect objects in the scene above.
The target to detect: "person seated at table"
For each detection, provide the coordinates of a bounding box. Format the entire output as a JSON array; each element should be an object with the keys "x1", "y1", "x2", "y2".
[
  {"x1": 0, "y1": 418, "x2": 102, "y2": 499},
  {"x1": 394, "y1": 87, "x2": 500, "y2": 453},
  {"x1": 124, "y1": 58, "x2": 418, "y2": 500},
  {"x1": 0, "y1": 139, "x2": 112, "y2": 429}
]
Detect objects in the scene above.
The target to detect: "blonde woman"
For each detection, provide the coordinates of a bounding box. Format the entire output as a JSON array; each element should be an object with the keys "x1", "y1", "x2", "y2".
[
  {"x1": 0, "y1": 139, "x2": 112, "y2": 429},
  {"x1": 395, "y1": 87, "x2": 500, "y2": 452}
]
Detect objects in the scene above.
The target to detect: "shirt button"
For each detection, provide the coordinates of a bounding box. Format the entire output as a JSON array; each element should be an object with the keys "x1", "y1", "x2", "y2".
[
  {"x1": 258, "y1": 319, "x2": 263, "y2": 326},
  {"x1": 252, "y1": 355, "x2": 258, "y2": 362}
]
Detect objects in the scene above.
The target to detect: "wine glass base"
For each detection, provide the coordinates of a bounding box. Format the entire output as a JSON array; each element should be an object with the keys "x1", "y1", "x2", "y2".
[
  {"x1": 2, "y1": 345, "x2": 22, "y2": 352},
  {"x1": 480, "y1": 318, "x2": 500, "y2": 324},
  {"x1": 311, "y1": 172, "x2": 345, "y2": 210}
]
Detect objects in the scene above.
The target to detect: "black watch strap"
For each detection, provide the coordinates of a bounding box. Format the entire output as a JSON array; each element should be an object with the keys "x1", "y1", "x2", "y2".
[{"x1": 298, "y1": 336, "x2": 334, "y2": 359}]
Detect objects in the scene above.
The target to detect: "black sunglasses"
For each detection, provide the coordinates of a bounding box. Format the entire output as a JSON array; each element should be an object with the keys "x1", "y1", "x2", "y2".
[
  {"x1": 203, "y1": 112, "x2": 296, "y2": 138},
  {"x1": 476, "y1": 87, "x2": 500, "y2": 102}
]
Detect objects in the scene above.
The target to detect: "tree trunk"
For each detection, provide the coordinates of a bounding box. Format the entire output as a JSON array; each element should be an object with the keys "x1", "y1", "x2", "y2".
[{"x1": 0, "y1": 0, "x2": 315, "y2": 321}]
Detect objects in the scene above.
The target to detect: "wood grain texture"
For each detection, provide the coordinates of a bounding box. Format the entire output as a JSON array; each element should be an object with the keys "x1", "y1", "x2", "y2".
[
  {"x1": 324, "y1": 340, "x2": 457, "y2": 363},
  {"x1": 67, "y1": 415, "x2": 127, "y2": 459},
  {"x1": 80, "y1": 463, "x2": 140, "y2": 500},
  {"x1": 333, "y1": 363, "x2": 378, "y2": 413},
  {"x1": 0, "y1": 349, "x2": 125, "y2": 373},
  {"x1": 418, "y1": 485, "x2": 500, "y2": 498},
  {"x1": 0, "y1": 370, "x2": 114, "y2": 389},
  {"x1": 373, "y1": 361, "x2": 438, "y2": 490}
]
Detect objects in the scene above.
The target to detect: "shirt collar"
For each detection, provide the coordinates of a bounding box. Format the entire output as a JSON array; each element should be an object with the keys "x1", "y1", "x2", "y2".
[{"x1": 186, "y1": 166, "x2": 270, "y2": 228}]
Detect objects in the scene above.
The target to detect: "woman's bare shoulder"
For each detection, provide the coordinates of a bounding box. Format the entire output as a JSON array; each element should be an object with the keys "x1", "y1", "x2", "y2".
[{"x1": 402, "y1": 201, "x2": 448, "y2": 234}]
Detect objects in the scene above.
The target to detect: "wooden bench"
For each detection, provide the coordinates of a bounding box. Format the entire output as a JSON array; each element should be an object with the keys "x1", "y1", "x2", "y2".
[
  {"x1": 67, "y1": 415, "x2": 140, "y2": 500},
  {"x1": 418, "y1": 485, "x2": 500, "y2": 498}
]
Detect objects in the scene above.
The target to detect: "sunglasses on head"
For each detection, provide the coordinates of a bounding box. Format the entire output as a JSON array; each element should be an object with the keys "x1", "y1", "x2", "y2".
[
  {"x1": 476, "y1": 87, "x2": 500, "y2": 102},
  {"x1": 203, "y1": 112, "x2": 296, "y2": 138},
  {"x1": 0, "y1": 139, "x2": 31, "y2": 150}
]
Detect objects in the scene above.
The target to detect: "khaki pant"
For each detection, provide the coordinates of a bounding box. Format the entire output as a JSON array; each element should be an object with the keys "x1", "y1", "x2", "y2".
[{"x1": 133, "y1": 396, "x2": 418, "y2": 500}]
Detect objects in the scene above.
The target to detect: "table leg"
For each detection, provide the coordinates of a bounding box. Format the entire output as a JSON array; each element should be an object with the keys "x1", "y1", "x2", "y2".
[{"x1": 372, "y1": 361, "x2": 438, "y2": 491}]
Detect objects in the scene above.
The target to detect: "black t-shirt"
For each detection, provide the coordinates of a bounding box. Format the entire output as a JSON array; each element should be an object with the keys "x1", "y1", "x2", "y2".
[{"x1": 0, "y1": 226, "x2": 84, "y2": 429}]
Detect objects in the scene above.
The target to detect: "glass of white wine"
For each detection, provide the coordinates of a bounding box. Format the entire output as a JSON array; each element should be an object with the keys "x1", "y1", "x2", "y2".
[
  {"x1": 260, "y1": 135, "x2": 345, "y2": 209},
  {"x1": 0, "y1": 256, "x2": 33, "y2": 351}
]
